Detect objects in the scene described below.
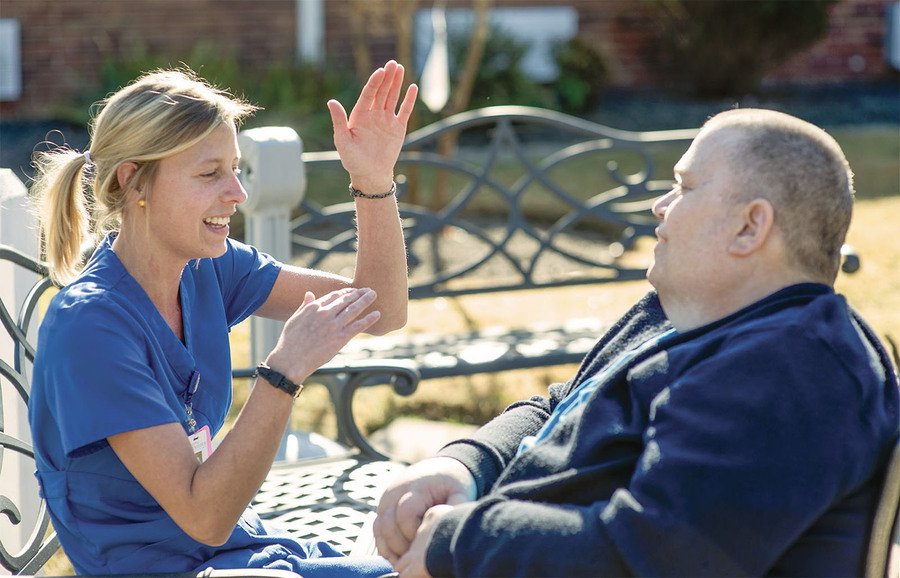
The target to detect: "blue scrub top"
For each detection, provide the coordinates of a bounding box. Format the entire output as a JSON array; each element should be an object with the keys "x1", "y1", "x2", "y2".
[{"x1": 29, "y1": 235, "x2": 391, "y2": 577}]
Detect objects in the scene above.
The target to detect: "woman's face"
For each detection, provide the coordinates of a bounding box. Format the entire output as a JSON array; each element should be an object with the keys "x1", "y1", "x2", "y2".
[{"x1": 140, "y1": 123, "x2": 247, "y2": 265}]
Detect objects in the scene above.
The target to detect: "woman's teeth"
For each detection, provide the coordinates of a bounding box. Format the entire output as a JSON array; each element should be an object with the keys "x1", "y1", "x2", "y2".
[{"x1": 204, "y1": 216, "x2": 229, "y2": 227}]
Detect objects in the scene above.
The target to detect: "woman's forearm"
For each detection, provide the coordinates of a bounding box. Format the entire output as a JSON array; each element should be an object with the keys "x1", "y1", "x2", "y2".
[{"x1": 352, "y1": 190, "x2": 408, "y2": 334}]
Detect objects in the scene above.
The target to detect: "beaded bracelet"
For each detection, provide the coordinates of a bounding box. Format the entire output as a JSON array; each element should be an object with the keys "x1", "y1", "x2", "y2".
[{"x1": 349, "y1": 181, "x2": 397, "y2": 199}]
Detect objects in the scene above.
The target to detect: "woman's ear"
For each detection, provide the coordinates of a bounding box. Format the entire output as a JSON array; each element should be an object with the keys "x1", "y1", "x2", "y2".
[
  {"x1": 729, "y1": 198, "x2": 775, "y2": 256},
  {"x1": 116, "y1": 162, "x2": 140, "y2": 192}
]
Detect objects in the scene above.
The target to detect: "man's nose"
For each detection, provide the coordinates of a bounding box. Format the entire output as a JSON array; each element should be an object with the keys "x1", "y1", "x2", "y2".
[{"x1": 652, "y1": 190, "x2": 675, "y2": 220}]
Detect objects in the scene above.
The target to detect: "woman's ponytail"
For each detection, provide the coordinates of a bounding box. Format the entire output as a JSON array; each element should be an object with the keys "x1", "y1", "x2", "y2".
[{"x1": 31, "y1": 149, "x2": 93, "y2": 286}]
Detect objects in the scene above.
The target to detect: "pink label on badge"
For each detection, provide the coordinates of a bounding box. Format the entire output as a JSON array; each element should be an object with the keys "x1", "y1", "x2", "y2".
[{"x1": 188, "y1": 425, "x2": 213, "y2": 463}]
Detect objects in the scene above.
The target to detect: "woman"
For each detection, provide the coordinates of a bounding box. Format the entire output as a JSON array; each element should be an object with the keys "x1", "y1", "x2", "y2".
[{"x1": 27, "y1": 61, "x2": 416, "y2": 575}]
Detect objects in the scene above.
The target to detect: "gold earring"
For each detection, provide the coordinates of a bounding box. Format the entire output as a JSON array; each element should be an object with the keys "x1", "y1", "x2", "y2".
[{"x1": 138, "y1": 199, "x2": 146, "y2": 208}]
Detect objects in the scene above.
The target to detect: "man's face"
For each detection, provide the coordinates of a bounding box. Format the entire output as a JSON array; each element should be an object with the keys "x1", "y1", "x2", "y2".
[{"x1": 647, "y1": 127, "x2": 746, "y2": 307}]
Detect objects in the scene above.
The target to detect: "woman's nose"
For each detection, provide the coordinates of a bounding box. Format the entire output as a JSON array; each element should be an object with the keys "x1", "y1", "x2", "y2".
[{"x1": 228, "y1": 173, "x2": 248, "y2": 205}]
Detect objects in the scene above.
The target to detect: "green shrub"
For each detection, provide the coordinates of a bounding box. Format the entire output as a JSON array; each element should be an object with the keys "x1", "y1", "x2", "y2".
[
  {"x1": 447, "y1": 24, "x2": 553, "y2": 111},
  {"x1": 250, "y1": 61, "x2": 359, "y2": 150},
  {"x1": 58, "y1": 42, "x2": 357, "y2": 149},
  {"x1": 552, "y1": 36, "x2": 609, "y2": 115},
  {"x1": 649, "y1": 0, "x2": 836, "y2": 97}
]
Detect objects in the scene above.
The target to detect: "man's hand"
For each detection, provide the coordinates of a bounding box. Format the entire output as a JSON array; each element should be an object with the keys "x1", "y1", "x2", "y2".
[
  {"x1": 394, "y1": 504, "x2": 454, "y2": 578},
  {"x1": 374, "y1": 457, "x2": 476, "y2": 566}
]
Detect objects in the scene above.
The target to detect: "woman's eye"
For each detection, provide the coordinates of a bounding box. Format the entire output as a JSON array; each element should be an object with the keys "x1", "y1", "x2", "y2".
[{"x1": 202, "y1": 170, "x2": 218, "y2": 178}]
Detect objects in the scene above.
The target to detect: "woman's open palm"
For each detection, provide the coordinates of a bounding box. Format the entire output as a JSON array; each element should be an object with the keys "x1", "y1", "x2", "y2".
[{"x1": 327, "y1": 60, "x2": 418, "y2": 190}]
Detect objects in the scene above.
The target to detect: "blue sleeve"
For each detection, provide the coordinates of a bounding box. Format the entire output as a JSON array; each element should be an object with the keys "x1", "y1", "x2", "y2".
[
  {"x1": 212, "y1": 238, "x2": 281, "y2": 327},
  {"x1": 42, "y1": 298, "x2": 178, "y2": 457},
  {"x1": 426, "y1": 331, "x2": 884, "y2": 577},
  {"x1": 437, "y1": 389, "x2": 559, "y2": 497}
]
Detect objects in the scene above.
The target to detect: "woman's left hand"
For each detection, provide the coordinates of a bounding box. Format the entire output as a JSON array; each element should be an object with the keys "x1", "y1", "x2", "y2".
[{"x1": 327, "y1": 60, "x2": 418, "y2": 194}]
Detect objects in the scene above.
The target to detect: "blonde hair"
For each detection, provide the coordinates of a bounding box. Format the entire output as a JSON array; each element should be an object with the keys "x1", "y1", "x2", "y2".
[
  {"x1": 704, "y1": 108, "x2": 854, "y2": 284},
  {"x1": 31, "y1": 68, "x2": 257, "y2": 285}
]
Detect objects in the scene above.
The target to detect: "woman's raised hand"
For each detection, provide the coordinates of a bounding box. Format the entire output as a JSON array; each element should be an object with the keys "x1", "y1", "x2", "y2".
[{"x1": 326, "y1": 60, "x2": 418, "y2": 194}]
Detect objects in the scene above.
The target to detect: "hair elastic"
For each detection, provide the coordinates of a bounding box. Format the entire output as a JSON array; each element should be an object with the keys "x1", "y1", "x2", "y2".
[{"x1": 83, "y1": 151, "x2": 93, "y2": 166}]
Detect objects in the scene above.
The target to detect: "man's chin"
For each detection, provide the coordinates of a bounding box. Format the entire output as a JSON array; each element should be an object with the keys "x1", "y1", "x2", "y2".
[{"x1": 646, "y1": 263, "x2": 660, "y2": 289}]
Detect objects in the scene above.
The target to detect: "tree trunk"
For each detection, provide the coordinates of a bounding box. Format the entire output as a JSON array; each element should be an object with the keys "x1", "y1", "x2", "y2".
[
  {"x1": 433, "y1": 0, "x2": 491, "y2": 211},
  {"x1": 393, "y1": 0, "x2": 421, "y2": 204},
  {"x1": 348, "y1": 0, "x2": 372, "y2": 83}
]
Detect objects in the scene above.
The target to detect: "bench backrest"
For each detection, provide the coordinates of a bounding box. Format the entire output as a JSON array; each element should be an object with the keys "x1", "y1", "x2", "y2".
[{"x1": 289, "y1": 106, "x2": 698, "y2": 299}]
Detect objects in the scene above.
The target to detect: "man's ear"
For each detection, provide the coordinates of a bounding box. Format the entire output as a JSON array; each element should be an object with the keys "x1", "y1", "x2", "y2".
[
  {"x1": 116, "y1": 162, "x2": 140, "y2": 192},
  {"x1": 729, "y1": 198, "x2": 774, "y2": 256}
]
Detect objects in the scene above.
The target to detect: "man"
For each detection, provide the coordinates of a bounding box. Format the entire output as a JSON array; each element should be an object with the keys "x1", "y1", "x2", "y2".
[{"x1": 372, "y1": 109, "x2": 900, "y2": 577}]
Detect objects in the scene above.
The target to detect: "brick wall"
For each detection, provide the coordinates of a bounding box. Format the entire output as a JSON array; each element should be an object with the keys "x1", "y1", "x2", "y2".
[
  {"x1": 0, "y1": 0, "x2": 296, "y2": 118},
  {"x1": 0, "y1": 0, "x2": 894, "y2": 120},
  {"x1": 322, "y1": 0, "x2": 895, "y2": 89},
  {"x1": 767, "y1": 0, "x2": 894, "y2": 84}
]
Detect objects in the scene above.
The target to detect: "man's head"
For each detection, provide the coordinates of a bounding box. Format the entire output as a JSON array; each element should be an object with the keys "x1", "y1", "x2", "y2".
[{"x1": 647, "y1": 109, "x2": 854, "y2": 329}]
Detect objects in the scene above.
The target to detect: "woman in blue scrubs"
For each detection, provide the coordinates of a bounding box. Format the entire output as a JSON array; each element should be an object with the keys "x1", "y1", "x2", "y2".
[{"x1": 27, "y1": 61, "x2": 416, "y2": 575}]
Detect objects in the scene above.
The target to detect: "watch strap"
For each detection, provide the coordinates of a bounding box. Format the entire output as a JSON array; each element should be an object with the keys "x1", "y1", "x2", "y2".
[{"x1": 255, "y1": 363, "x2": 303, "y2": 398}]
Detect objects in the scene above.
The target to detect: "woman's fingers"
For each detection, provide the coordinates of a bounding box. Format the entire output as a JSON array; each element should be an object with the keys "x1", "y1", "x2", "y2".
[
  {"x1": 355, "y1": 60, "x2": 413, "y2": 117},
  {"x1": 397, "y1": 83, "x2": 419, "y2": 125},
  {"x1": 382, "y1": 62, "x2": 405, "y2": 113},
  {"x1": 306, "y1": 288, "x2": 379, "y2": 336},
  {"x1": 347, "y1": 310, "x2": 381, "y2": 335},
  {"x1": 316, "y1": 286, "x2": 358, "y2": 307},
  {"x1": 337, "y1": 288, "x2": 378, "y2": 320},
  {"x1": 326, "y1": 99, "x2": 350, "y2": 141},
  {"x1": 372, "y1": 60, "x2": 398, "y2": 111},
  {"x1": 350, "y1": 66, "x2": 385, "y2": 123}
]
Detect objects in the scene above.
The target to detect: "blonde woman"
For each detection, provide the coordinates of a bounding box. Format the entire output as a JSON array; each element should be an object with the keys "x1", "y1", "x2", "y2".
[{"x1": 28, "y1": 61, "x2": 416, "y2": 575}]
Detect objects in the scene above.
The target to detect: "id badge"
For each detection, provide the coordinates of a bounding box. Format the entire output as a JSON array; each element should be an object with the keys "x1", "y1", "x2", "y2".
[{"x1": 188, "y1": 425, "x2": 212, "y2": 463}]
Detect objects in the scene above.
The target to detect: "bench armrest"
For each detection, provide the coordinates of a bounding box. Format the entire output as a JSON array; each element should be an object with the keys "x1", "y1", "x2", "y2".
[{"x1": 311, "y1": 360, "x2": 420, "y2": 461}]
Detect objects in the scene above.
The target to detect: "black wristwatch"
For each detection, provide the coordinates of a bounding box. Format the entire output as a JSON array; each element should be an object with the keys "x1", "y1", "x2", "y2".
[{"x1": 255, "y1": 363, "x2": 304, "y2": 398}]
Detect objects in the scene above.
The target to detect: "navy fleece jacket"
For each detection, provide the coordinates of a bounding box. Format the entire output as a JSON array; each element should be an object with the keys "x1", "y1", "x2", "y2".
[{"x1": 428, "y1": 285, "x2": 899, "y2": 577}]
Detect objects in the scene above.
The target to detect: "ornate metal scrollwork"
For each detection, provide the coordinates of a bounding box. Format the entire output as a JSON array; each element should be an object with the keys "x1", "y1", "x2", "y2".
[
  {"x1": 0, "y1": 246, "x2": 59, "y2": 572},
  {"x1": 290, "y1": 106, "x2": 697, "y2": 299}
]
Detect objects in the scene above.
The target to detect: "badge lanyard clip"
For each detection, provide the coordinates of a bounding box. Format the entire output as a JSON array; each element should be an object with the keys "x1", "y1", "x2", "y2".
[{"x1": 184, "y1": 370, "x2": 201, "y2": 434}]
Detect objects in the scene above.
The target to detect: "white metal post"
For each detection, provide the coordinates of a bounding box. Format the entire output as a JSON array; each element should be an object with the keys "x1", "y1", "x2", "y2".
[{"x1": 236, "y1": 127, "x2": 306, "y2": 372}]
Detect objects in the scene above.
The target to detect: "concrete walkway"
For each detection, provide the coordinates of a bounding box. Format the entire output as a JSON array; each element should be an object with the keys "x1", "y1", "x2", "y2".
[{"x1": 369, "y1": 417, "x2": 480, "y2": 463}]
